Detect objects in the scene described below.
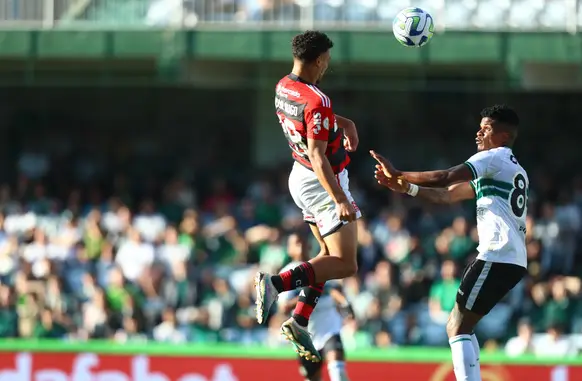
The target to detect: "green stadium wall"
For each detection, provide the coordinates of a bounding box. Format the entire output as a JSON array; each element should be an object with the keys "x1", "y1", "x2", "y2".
[{"x1": 0, "y1": 31, "x2": 581, "y2": 88}]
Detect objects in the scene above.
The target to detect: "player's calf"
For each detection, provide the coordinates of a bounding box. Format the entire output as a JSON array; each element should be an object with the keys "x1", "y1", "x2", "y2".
[
  {"x1": 293, "y1": 284, "x2": 325, "y2": 327},
  {"x1": 447, "y1": 304, "x2": 482, "y2": 381}
]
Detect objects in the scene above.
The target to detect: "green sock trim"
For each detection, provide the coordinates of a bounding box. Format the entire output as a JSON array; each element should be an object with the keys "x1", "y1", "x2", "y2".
[{"x1": 450, "y1": 337, "x2": 472, "y2": 345}]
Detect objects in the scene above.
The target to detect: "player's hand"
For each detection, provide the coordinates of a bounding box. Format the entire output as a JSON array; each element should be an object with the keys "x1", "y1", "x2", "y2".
[
  {"x1": 370, "y1": 150, "x2": 401, "y2": 178},
  {"x1": 336, "y1": 199, "x2": 357, "y2": 222},
  {"x1": 342, "y1": 122, "x2": 359, "y2": 152},
  {"x1": 374, "y1": 169, "x2": 410, "y2": 194},
  {"x1": 337, "y1": 302, "x2": 355, "y2": 319}
]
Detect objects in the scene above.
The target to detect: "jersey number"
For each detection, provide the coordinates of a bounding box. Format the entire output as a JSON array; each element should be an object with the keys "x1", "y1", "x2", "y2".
[
  {"x1": 510, "y1": 173, "x2": 527, "y2": 217},
  {"x1": 278, "y1": 114, "x2": 307, "y2": 157}
]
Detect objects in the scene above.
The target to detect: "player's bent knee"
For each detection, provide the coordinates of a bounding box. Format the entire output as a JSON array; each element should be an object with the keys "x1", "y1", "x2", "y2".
[
  {"x1": 446, "y1": 304, "x2": 481, "y2": 337},
  {"x1": 343, "y1": 261, "x2": 358, "y2": 277}
]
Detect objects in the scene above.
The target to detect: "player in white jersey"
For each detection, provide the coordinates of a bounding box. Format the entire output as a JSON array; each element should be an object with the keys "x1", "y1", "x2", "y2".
[
  {"x1": 370, "y1": 105, "x2": 528, "y2": 381},
  {"x1": 279, "y1": 232, "x2": 352, "y2": 381}
]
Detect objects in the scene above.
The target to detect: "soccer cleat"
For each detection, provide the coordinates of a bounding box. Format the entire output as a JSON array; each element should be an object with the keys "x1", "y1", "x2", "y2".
[
  {"x1": 254, "y1": 272, "x2": 279, "y2": 325},
  {"x1": 280, "y1": 317, "x2": 321, "y2": 363}
]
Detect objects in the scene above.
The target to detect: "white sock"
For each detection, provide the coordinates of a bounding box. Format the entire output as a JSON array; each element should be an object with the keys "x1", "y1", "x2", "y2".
[
  {"x1": 327, "y1": 360, "x2": 349, "y2": 381},
  {"x1": 470, "y1": 334, "x2": 482, "y2": 381},
  {"x1": 449, "y1": 334, "x2": 478, "y2": 381}
]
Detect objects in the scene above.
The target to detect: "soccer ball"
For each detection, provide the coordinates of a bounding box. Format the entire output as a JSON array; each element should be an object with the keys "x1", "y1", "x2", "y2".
[{"x1": 393, "y1": 7, "x2": 434, "y2": 47}]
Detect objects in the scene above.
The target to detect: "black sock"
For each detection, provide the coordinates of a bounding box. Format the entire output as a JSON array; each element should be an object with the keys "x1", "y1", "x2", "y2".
[
  {"x1": 270, "y1": 262, "x2": 315, "y2": 293},
  {"x1": 292, "y1": 283, "x2": 325, "y2": 326}
]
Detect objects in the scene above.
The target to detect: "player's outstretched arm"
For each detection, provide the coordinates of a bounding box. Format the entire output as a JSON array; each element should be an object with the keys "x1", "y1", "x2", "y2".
[
  {"x1": 415, "y1": 182, "x2": 475, "y2": 204},
  {"x1": 375, "y1": 169, "x2": 475, "y2": 204},
  {"x1": 370, "y1": 150, "x2": 473, "y2": 187},
  {"x1": 402, "y1": 164, "x2": 473, "y2": 188}
]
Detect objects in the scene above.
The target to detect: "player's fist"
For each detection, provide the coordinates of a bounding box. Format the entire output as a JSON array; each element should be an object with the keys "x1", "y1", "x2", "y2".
[
  {"x1": 370, "y1": 150, "x2": 401, "y2": 178},
  {"x1": 374, "y1": 168, "x2": 409, "y2": 194},
  {"x1": 336, "y1": 200, "x2": 357, "y2": 222},
  {"x1": 336, "y1": 115, "x2": 359, "y2": 152}
]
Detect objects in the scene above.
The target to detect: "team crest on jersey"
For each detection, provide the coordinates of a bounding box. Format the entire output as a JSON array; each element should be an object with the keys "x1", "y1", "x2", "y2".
[{"x1": 323, "y1": 117, "x2": 329, "y2": 130}]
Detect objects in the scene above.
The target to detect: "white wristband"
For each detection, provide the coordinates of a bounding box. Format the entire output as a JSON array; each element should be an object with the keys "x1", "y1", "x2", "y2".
[{"x1": 407, "y1": 183, "x2": 419, "y2": 197}]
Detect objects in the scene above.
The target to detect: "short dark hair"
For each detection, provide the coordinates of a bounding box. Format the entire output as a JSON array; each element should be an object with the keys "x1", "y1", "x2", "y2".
[
  {"x1": 480, "y1": 104, "x2": 520, "y2": 127},
  {"x1": 481, "y1": 104, "x2": 519, "y2": 145},
  {"x1": 291, "y1": 30, "x2": 334, "y2": 63}
]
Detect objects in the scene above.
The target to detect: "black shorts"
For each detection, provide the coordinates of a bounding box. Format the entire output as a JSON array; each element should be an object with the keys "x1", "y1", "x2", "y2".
[
  {"x1": 298, "y1": 334, "x2": 344, "y2": 379},
  {"x1": 457, "y1": 259, "x2": 527, "y2": 316}
]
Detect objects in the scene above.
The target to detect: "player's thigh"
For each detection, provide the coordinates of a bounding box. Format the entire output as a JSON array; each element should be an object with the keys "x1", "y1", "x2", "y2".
[
  {"x1": 293, "y1": 166, "x2": 362, "y2": 242},
  {"x1": 298, "y1": 353, "x2": 323, "y2": 381},
  {"x1": 308, "y1": 223, "x2": 329, "y2": 256},
  {"x1": 321, "y1": 221, "x2": 357, "y2": 265},
  {"x1": 455, "y1": 259, "x2": 527, "y2": 319}
]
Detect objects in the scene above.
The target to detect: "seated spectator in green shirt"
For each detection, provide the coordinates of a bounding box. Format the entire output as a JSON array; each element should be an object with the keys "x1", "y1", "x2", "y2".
[{"x1": 429, "y1": 260, "x2": 461, "y2": 322}]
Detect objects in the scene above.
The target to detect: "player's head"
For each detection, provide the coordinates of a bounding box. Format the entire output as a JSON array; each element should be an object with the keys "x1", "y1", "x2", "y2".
[
  {"x1": 291, "y1": 30, "x2": 334, "y2": 83},
  {"x1": 476, "y1": 104, "x2": 520, "y2": 151},
  {"x1": 287, "y1": 230, "x2": 311, "y2": 262}
]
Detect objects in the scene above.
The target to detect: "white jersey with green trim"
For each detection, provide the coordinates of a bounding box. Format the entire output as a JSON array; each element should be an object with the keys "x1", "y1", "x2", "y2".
[{"x1": 464, "y1": 146, "x2": 529, "y2": 268}]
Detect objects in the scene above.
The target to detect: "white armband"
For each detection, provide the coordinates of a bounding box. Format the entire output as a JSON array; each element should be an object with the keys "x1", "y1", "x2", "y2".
[{"x1": 406, "y1": 183, "x2": 419, "y2": 197}]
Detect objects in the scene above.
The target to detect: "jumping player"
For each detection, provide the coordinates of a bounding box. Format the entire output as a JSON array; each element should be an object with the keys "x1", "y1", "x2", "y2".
[
  {"x1": 255, "y1": 30, "x2": 362, "y2": 362},
  {"x1": 278, "y1": 232, "x2": 352, "y2": 381},
  {"x1": 371, "y1": 105, "x2": 528, "y2": 381}
]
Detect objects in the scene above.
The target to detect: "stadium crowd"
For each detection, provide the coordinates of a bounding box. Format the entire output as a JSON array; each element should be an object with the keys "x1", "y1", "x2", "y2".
[{"x1": 0, "y1": 150, "x2": 582, "y2": 358}]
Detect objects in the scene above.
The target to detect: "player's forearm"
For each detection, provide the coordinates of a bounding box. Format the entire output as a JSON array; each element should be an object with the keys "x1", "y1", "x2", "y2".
[
  {"x1": 335, "y1": 114, "x2": 355, "y2": 129},
  {"x1": 402, "y1": 170, "x2": 451, "y2": 187},
  {"x1": 416, "y1": 187, "x2": 453, "y2": 204},
  {"x1": 309, "y1": 153, "x2": 347, "y2": 203}
]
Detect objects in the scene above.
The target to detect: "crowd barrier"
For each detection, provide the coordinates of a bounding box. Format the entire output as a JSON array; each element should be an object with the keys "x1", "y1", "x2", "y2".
[{"x1": 0, "y1": 341, "x2": 581, "y2": 381}]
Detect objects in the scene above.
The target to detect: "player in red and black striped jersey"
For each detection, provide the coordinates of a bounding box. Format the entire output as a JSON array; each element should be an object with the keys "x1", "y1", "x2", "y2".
[{"x1": 255, "y1": 30, "x2": 362, "y2": 364}]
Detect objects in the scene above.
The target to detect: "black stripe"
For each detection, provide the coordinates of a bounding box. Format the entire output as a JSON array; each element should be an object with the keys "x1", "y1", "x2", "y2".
[{"x1": 321, "y1": 222, "x2": 345, "y2": 238}]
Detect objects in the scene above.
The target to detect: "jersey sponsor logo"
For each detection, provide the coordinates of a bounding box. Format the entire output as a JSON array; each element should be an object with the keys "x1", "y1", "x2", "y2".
[
  {"x1": 312, "y1": 112, "x2": 322, "y2": 135},
  {"x1": 276, "y1": 84, "x2": 301, "y2": 98},
  {"x1": 275, "y1": 97, "x2": 300, "y2": 117}
]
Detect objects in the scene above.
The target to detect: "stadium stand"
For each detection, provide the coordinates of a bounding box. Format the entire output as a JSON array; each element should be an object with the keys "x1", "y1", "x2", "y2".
[
  {"x1": 0, "y1": 0, "x2": 580, "y2": 28},
  {"x1": 1, "y1": 142, "x2": 582, "y2": 356}
]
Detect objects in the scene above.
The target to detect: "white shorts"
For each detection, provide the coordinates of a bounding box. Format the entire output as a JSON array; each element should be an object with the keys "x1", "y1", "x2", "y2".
[{"x1": 288, "y1": 162, "x2": 362, "y2": 237}]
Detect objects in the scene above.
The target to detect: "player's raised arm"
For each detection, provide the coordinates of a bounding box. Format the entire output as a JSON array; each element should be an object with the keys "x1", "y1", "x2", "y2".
[
  {"x1": 335, "y1": 114, "x2": 358, "y2": 152},
  {"x1": 374, "y1": 169, "x2": 475, "y2": 204},
  {"x1": 307, "y1": 107, "x2": 356, "y2": 222},
  {"x1": 370, "y1": 150, "x2": 474, "y2": 188}
]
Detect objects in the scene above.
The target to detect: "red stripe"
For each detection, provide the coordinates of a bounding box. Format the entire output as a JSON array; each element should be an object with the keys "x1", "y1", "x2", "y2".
[
  {"x1": 280, "y1": 271, "x2": 292, "y2": 291},
  {"x1": 302, "y1": 262, "x2": 315, "y2": 285},
  {"x1": 310, "y1": 283, "x2": 325, "y2": 292},
  {"x1": 293, "y1": 301, "x2": 314, "y2": 319}
]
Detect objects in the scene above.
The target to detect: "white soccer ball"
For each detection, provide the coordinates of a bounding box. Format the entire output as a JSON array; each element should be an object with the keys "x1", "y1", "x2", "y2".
[{"x1": 393, "y1": 7, "x2": 434, "y2": 47}]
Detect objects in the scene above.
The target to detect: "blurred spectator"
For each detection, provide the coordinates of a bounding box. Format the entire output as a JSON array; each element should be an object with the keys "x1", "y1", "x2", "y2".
[
  {"x1": 532, "y1": 324, "x2": 578, "y2": 357},
  {"x1": 505, "y1": 319, "x2": 535, "y2": 357},
  {"x1": 0, "y1": 148, "x2": 577, "y2": 351},
  {"x1": 428, "y1": 260, "x2": 460, "y2": 323}
]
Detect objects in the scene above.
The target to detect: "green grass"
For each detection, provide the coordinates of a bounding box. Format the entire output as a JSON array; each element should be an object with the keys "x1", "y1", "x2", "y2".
[{"x1": 0, "y1": 340, "x2": 580, "y2": 365}]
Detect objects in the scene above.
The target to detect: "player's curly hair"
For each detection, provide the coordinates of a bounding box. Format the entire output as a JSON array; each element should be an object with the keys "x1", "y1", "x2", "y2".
[
  {"x1": 291, "y1": 31, "x2": 334, "y2": 63},
  {"x1": 480, "y1": 104, "x2": 520, "y2": 127}
]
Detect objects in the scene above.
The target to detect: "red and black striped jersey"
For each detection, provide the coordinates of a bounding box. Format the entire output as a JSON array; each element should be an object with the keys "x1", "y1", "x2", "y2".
[{"x1": 275, "y1": 74, "x2": 349, "y2": 174}]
